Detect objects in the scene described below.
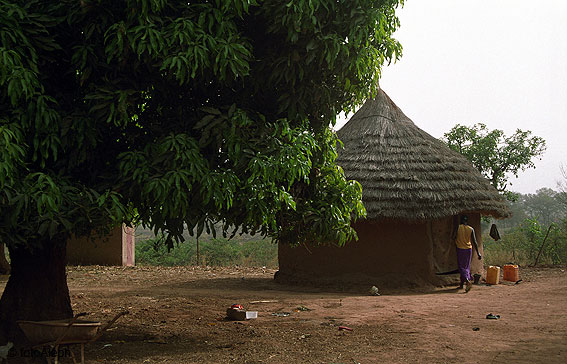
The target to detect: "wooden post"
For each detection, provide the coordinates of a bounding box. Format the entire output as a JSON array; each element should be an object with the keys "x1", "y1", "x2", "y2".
[{"x1": 196, "y1": 237, "x2": 200, "y2": 266}]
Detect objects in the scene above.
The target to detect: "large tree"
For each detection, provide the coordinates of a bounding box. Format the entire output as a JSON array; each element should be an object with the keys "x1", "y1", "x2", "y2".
[
  {"x1": 443, "y1": 123, "x2": 546, "y2": 200},
  {"x1": 0, "y1": 0, "x2": 404, "y2": 348}
]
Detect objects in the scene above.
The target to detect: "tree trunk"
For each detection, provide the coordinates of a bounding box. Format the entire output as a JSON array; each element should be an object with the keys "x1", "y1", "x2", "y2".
[
  {"x1": 0, "y1": 243, "x2": 10, "y2": 275},
  {"x1": 0, "y1": 237, "x2": 72, "y2": 349},
  {"x1": 533, "y1": 224, "x2": 554, "y2": 266}
]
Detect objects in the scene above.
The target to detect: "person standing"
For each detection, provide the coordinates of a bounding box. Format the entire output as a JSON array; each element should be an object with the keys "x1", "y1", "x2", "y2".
[{"x1": 453, "y1": 215, "x2": 482, "y2": 292}]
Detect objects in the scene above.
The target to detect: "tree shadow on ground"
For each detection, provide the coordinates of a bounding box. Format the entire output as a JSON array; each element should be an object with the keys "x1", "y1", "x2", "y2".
[{"x1": 125, "y1": 274, "x2": 466, "y2": 300}]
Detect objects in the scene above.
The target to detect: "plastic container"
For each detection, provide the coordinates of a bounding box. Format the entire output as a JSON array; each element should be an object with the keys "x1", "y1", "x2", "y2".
[
  {"x1": 486, "y1": 266, "x2": 500, "y2": 285},
  {"x1": 503, "y1": 264, "x2": 520, "y2": 282},
  {"x1": 246, "y1": 311, "x2": 258, "y2": 319}
]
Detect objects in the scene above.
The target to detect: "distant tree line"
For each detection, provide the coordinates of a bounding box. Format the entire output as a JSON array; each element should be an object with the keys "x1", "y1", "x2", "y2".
[{"x1": 499, "y1": 188, "x2": 567, "y2": 229}]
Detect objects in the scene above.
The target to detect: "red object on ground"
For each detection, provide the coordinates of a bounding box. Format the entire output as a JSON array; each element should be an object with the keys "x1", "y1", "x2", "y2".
[
  {"x1": 338, "y1": 326, "x2": 353, "y2": 331},
  {"x1": 231, "y1": 304, "x2": 244, "y2": 310}
]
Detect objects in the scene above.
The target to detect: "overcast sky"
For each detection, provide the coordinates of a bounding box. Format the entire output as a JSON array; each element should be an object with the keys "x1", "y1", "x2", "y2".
[{"x1": 336, "y1": 0, "x2": 567, "y2": 194}]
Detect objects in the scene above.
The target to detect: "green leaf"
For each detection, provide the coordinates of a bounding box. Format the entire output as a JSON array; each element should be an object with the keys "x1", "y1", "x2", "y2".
[
  {"x1": 194, "y1": 114, "x2": 216, "y2": 129},
  {"x1": 200, "y1": 107, "x2": 221, "y2": 115}
]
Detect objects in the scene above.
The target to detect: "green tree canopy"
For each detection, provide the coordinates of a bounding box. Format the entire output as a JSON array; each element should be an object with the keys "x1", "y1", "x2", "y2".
[
  {"x1": 0, "y1": 0, "x2": 404, "y2": 250},
  {"x1": 0, "y1": 0, "x2": 405, "y2": 345},
  {"x1": 442, "y1": 123, "x2": 546, "y2": 200}
]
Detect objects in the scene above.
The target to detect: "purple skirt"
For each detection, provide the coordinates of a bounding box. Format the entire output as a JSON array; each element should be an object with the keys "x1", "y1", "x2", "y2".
[{"x1": 456, "y1": 247, "x2": 472, "y2": 284}]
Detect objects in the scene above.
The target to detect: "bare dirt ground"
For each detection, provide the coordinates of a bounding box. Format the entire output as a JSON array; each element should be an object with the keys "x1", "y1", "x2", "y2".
[{"x1": 3, "y1": 266, "x2": 567, "y2": 363}]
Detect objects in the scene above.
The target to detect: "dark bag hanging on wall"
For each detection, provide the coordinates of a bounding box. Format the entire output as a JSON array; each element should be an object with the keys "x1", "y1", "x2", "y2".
[{"x1": 490, "y1": 224, "x2": 501, "y2": 241}]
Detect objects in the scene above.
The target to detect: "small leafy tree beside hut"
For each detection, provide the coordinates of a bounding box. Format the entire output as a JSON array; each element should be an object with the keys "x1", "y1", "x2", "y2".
[{"x1": 443, "y1": 123, "x2": 546, "y2": 201}]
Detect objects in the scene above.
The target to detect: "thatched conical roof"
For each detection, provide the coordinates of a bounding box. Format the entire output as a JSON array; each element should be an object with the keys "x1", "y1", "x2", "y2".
[{"x1": 337, "y1": 89, "x2": 510, "y2": 220}]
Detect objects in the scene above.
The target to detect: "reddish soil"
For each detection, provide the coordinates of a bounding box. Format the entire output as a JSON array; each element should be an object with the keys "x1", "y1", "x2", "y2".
[{"x1": 3, "y1": 266, "x2": 566, "y2": 363}]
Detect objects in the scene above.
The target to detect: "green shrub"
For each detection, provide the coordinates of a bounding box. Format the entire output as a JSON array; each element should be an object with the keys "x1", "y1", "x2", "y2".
[
  {"x1": 484, "y1": 218, "x2": 567, "y2": 266},
  {"x1": 484, "y1": 229, "x2": 531, "y2": 266}
]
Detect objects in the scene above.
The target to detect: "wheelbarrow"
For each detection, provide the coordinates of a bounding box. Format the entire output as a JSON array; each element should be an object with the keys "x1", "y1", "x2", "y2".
[{"x1": 17, "y1": 310, "x2": 128, "y2": 364}]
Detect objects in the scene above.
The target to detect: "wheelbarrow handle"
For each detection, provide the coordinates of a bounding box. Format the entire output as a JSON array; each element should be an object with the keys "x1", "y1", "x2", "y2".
[{"x1": 90, "y1": 310, "x2": 129, "y2": 343}]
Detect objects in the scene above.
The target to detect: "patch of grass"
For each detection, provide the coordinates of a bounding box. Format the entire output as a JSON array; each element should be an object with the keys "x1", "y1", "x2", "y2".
[{"x1": 135, "y1": 236, "x2": 278, "y2": 268}]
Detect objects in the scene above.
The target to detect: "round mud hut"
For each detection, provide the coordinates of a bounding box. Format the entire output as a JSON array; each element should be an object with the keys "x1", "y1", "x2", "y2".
[{"x1": 277, "y1": 89, "x2": 510, "y2": 288}]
